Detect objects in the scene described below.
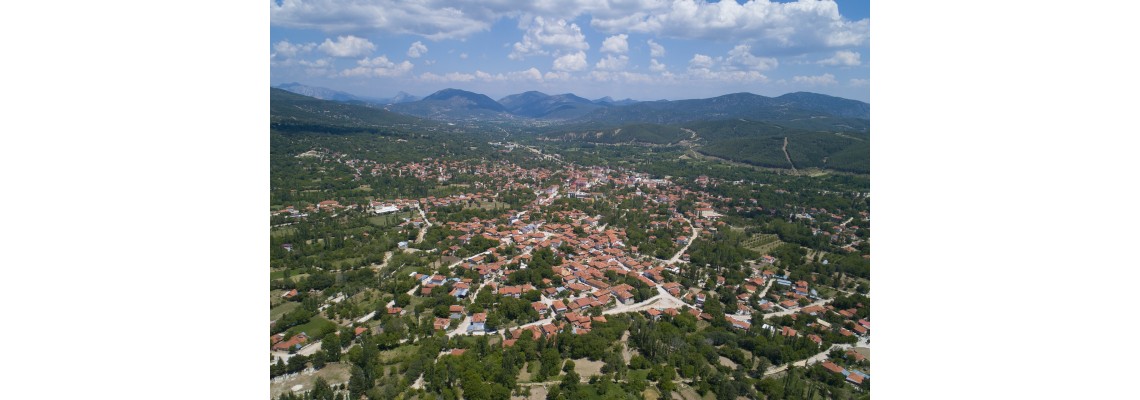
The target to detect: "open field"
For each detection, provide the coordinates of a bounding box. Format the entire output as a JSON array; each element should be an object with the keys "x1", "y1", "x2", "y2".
[
  {"x1": 368, "y1": 212, "x2": 416, "y2": 227},
  {"x1": 272, "y1": 226, "x2": 298, "y2": 238},
  {"x1": 287, "y1": 316, "x2": 337, "y2": 339},
  {"x1": 270, "y1": 362, "x2": 352, "y2": 399},
  {"x1": 379, "y1": 345, "x2": 419, "y2": 365},
  {"x1": 571, "y1": 358, "x2": 606, "y2": 381},
  {"x1": 271, "y1": 302, "x2": 300, "y2": 321},
  {"x1": 742, "y1": 233, "x2": 783, "y2": 254}
]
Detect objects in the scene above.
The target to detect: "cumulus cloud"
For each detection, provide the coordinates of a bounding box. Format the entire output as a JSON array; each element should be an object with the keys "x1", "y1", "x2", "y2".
[
  {"x1": 601, "y1": 34, "x2": 629, "y2": 54},
  {"x1": 595, "y1": 54, "x2": 629, "y2": 71},
  {"x1": 590, "y1": 70, "x2": 653, "y2": 83},
  {"x1": 793, "y1": 73, "x2": 838, "y2": 85},
  {"x1": 407, "y1": 41, "x2": 428, "y2": 58},
  {"x1": 271, "y1": 0, "x2": 496, "y2": 40},
  {"x1": 689, "y1": 54, "x2": 715, "y2": 69},
  {"x1": 819, "y1": 50, "x2": 861, "y2": 66},
  {"x1": 418, "y1": 71, "x2": 476, "y2": 82},
  {"x1": 299, "y1": 58, "x2": 335, "y2": 76},
  {"x1": 341, "y1": 55, "x2": 414, "y2": 77},
  {"x1": 848, "y1": 78, "x2": 869, "y2": 87},
  {"x1": 273, "y1": 1, "x2": 866, "y2": 50},
  {"x1": 474, "y1": 68, "x2": 545, "y2": 82},
  {"x1": 509, "y1": 16, "x2": 589, "y2": 60},
  {"x1": 725, "y1": 44, "x2": 778, "y2": 71},
  {"x1": 649, "y1": 58, "x2": 667, "y2": 72},
  {"x1": 318, "y1": 35, "x2": 376, "y2": 58},
  {"x1": 687, "y1": 51, "x2": 769, "y2": 82},
  {"x1": 647, "y1": 39, "x2": 665, "y2": 57},
  {"x1": 544, "y1": 71, "x2": 571, "y2": 81},
  {"x1": 591, "y1": 0, "x2": 868, "y2": 51},
  {"x1": 553, "y1": 51, "x2": 588, "y2": 72},
  {"x1": 272, "y1": 40, "x2": 316, "y2": 60}
]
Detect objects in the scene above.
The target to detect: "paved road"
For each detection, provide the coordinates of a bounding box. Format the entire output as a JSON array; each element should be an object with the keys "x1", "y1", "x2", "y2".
[
  {"x1": 762, "y1": 298, "x2": 833, "y2": 320},
  {"x1": 763, "y1": 343, "x2": 851, "y2": 376},
  {"x1": 664, "y1": 218, "x2": 699, "y2": 265},
  {"x1": 604, "y1": 286, "x2": 686, "y2": 315}
]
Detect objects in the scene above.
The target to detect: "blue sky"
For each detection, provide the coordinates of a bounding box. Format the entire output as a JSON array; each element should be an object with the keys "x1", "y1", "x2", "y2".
[{"x1": 270, "y1": 0, "x2": 869, "y2": 102}]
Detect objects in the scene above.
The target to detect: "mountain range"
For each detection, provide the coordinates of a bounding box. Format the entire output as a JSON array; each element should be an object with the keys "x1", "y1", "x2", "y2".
[{"x1": 270, "y1": 86, "x2": 869, "y2": 172}]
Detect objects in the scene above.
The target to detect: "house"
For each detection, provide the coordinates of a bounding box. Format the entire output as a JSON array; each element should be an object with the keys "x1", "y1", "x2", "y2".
[
  {"x1": 387, "y1": 307, "x2": 405, "y2": 316},
  {"x1": 272, "y1": 333, "x2": 308, "y2": 351},
  {"x1": 450, "y1": 349, "x2": 468, "y2": 356},
  {"x1": 822, "y1": 361, "x2": 845, "y2": 374},
  {"x1": 807, "y1": 334, "x2": 823, "y2": 345},
  {"x1": 551, "y1": 300, "x2": 568, "y2": 314},
  {"x1": 449, "y1": 305, "x2": 465, "y2": 319},
  {"x1": 645, "y1": 308, "x2": 663, "y2": 321},
  {"x1": 468, "y1": 313, "x2": 487, "y2": 332},
  {"x1": 282, "y1": 289, "x2": 298, "y2": 299},
  {"x1": 780, "y1": 326, "x2": 798, "y2": 337},
  {"x1": 434, "y1": 318, "x2": 450, "y2": 331},
  {"x1": 846, "y1": 372, "x2": 866, "y2": 385},
  {"x1": 354, "y1": 327, "x2": 369, "y2": 336},
  {"x1": 730, "y1": 319, "x2": 751, "y2": 330},
  {"x1": 532, "y1": 301, "x2": 549, "y2": 316}
]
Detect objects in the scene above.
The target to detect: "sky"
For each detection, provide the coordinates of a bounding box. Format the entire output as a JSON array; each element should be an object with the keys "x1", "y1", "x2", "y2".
[{"x1": 270, "y1": 0, "x2": 869, "y2": 102}]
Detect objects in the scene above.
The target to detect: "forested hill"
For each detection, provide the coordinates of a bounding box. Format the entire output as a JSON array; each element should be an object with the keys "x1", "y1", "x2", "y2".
[{"x1": 270, "y1": 88, "x2": 434, "y2": 134}]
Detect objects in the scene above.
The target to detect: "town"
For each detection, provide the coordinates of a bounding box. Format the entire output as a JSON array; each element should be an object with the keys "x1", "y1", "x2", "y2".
[{"x1": 270, "y1": 139, "x2": 870, "y2": 400}]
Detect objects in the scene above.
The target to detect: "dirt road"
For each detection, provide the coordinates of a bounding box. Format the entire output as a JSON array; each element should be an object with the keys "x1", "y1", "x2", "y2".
[{"x1": 782, "y1": 137, "x2": 797, "y2": 171}]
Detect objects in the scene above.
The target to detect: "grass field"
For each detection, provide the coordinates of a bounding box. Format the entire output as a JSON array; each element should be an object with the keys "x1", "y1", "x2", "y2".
[
  {"x1": 287, "y1": 316, "x2": 337, "y2": 339},
  {"x1": 368, "y1": 211, "x2": 416, "y2": 227},
  {"x1": 271, "y1": 226, "x2": 298, "y2": 238},
  {"x1": 270, "y1": 362, "x2": 352, "y2": 399},
  {"x1": 742, "y1": 233, "x2": 782, "y2": 254},
  {"x1": 332, "y1": 257, "x2": 364, "y2": 268},
  {"x1": 378, "y1": 345, "x2": 419, "y2": 365},
  {"x1": 271, "y1": 302, "x2": 300, "y2": 321}
]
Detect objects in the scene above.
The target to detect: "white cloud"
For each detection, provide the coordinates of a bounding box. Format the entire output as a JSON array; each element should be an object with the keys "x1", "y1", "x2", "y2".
[
  {"x1": 819, "y1": 50, "x2": 861, "y2": 66},
  {"x1": 591, "y1": 0, "x2": 868, "y2": 51},
  {"x1": 793, "y1": 73, "x2": 838, "y2": 86},
  {"x1": 418, "y1": 71, "x2": 476, "y2": 82},
  {"x1": 689, "y1": 54, "x2": 715, "y2": 69},
  {"x1": 590, "y1": 70, "x2": 653, "y2": 84},
  {"x1": 595, "y1": 54, "x2": 629, "y2": 71},
  {"x1": 460, "y1": 53, "x2": 468, "y2": 59},
  {"x1": 601, "y1": 34, "x2": 629, "y2": 54},
  {"x1": 272, "y1": 40, "x2": 316, "y2": 60},
  {"x1": 687, "y1": 51, "x2": 768, "y2": 82},
  {"x1": 848, "y1": 78, "x2": 869, "y2": 87},
  {"x1": 318, "y1": 35, "x2": 376, "y2": 58},
  {"x1": 407, "y1": 41, "x2": 428, "y2": 58},
  {"x1": 553, "y1": 51, "x2": 588, "y2": 72},
  {"x1": 649, "y1": 58, "x2": 667, "y2": 72},
  {"x1": 341, "y1": 55, "x2": 413, "y2": 77},
  {"x1": 299, "y1": 58, "x2": 335, "y2": 77},
  {"x1": 510, "y1": 16, "x2": 590, "y2": 60},
  {"x1": 271, "y1": 0, "x2": 496, "y2": 40},
  {"x1": 544, "y1": 71, "x2": 571, "y2": 81},
  {"x1": 272, "y1": 1, "x2": 866, "y2": 50},
  {"x1": 647, "y1": 39, "x2": 665, "y2": 57},
  {"x1": 474, "y1": 68, "x2": 545, "y2": 82},
  {"x1": 725, "y1": 44, "x2": 778, "y2": 71}
]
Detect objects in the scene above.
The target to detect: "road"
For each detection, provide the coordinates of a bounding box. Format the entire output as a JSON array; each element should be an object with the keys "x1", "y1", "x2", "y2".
[
  {"x1": 414, "y1": 205, "x2": 432, "y2": 243},
  {"x1": 603, "y1": 286, "x2": 686, "y2": 315},
  {"x1": 763, "y1": 298, "x2": 833, "y2": 320},
  {"x1": 763, "y1": 343, "x2": 852, "y2": 377},
  {"x1": 664, "y1": 217, "x2": 699, "y2": 265},
  {"x1": 782, "y1": 137, "x2": 797, "y2": 171}
]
